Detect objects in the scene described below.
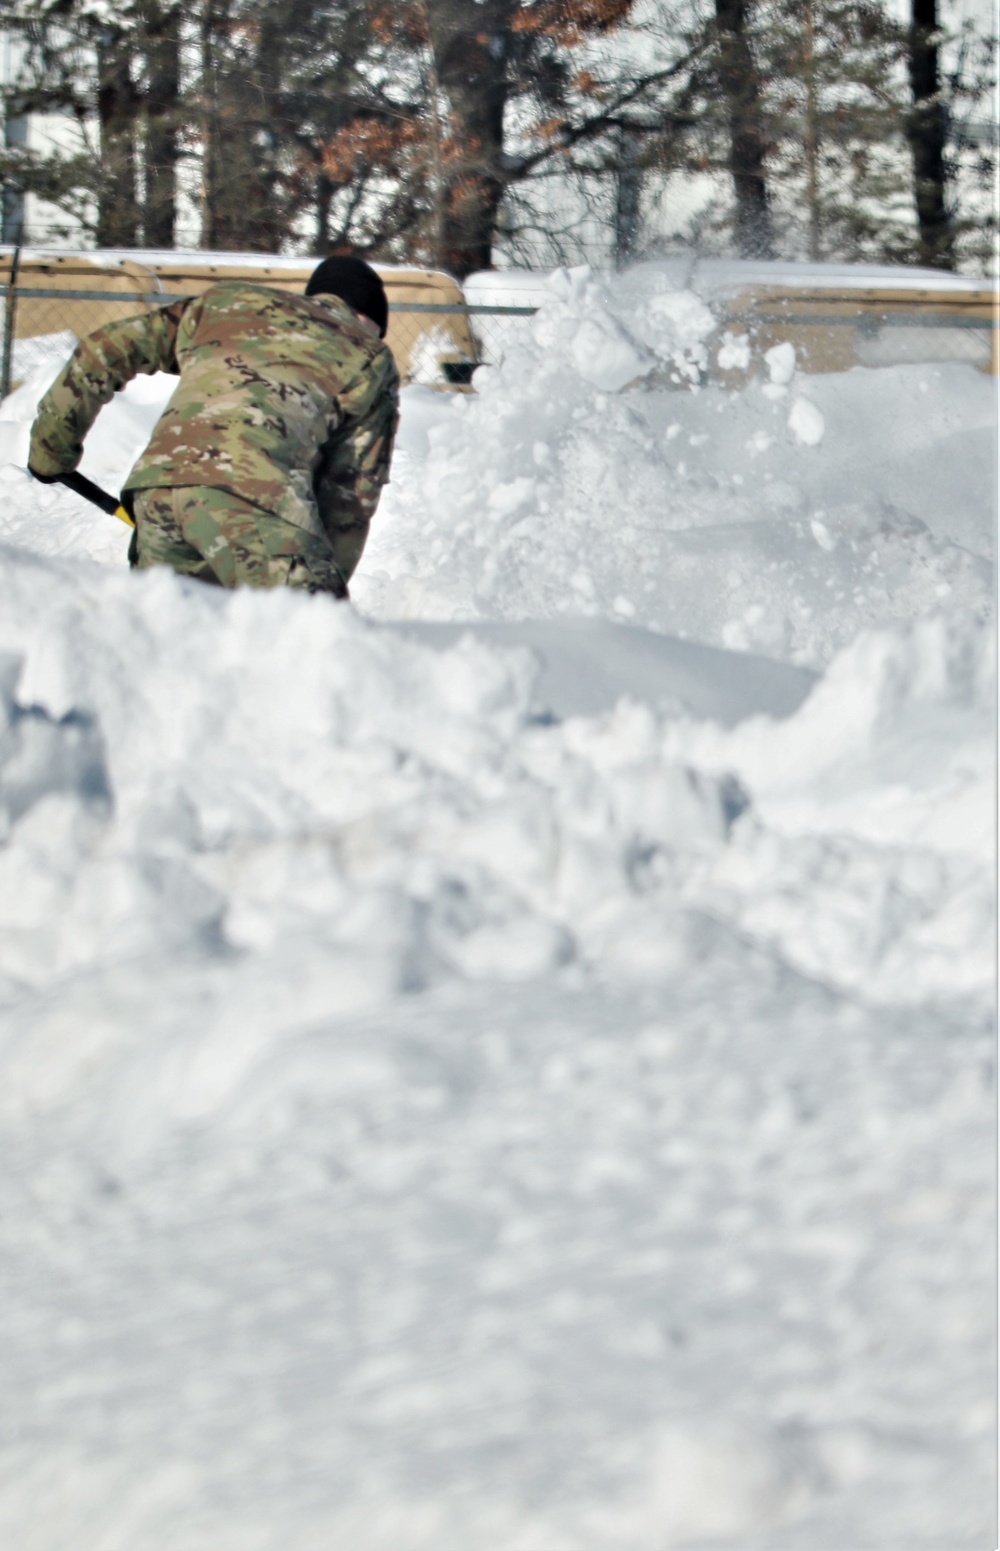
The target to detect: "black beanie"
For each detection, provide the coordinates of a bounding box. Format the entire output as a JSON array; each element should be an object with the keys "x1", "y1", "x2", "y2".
[{"x1": 305, "y1": 256, "x2": 389, "y2": 338}]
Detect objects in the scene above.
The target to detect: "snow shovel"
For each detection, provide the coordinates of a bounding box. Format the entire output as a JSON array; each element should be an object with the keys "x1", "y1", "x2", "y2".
[{"x1": 45, "y1": 469, "x2": 135, "y2": 528}]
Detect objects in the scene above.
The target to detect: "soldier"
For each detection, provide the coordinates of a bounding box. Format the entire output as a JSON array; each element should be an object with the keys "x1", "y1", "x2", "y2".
[{"x1": 28, "y1": 255, "x2": 399, "y2": 599}]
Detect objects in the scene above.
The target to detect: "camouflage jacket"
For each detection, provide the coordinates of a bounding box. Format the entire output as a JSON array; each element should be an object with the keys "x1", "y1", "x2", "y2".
[{"x1": 29, "y1": 282, "x2": 400, "y2": 574}]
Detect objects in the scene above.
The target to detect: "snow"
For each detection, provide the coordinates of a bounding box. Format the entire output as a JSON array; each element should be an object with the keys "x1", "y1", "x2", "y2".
[
  {"x1": 466, "y1": 256, "x2": 996, "y2": 301},
  {"x1": 465, "y1": 260, "x2": 996, "y2": 374},
  {"x1": 0, "y1": 264, "x2": 994, "y2": 1549},
  {"x1": 787, "y1": 396, "x2": 825, "y2": 446},
  {"x1": 464, "y1": 269, "x2": 559, "y2": 306},
  {"x1": 764, "y1": 341, "x2": 797, "y2": 387},
  {"x1": 685, "y1": 256, "x2": 994, "y2": 295},
  {"x1": 359, "y1": 267, "x2": 994, "y2": 666}
]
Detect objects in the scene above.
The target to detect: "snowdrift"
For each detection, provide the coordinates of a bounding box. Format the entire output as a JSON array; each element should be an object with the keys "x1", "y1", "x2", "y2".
[
  {"x1": 0, "y1": 544, "x2": 992, "y2": 1013},
  {"x1": 0, "y1": 262, "x2": 994, "y2": 1549}
]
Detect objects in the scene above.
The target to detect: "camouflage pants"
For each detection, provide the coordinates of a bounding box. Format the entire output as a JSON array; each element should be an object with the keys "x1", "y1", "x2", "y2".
[{"x1": 130, "y1": 486, "x2": 349, "y2": 597}]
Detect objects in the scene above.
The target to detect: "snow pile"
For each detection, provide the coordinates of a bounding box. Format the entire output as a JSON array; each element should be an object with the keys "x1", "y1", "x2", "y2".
[
  {"x1": 353, "y1": 265, "x2": 993, "y2": 666},
  {"x1": 0, "y1": 262, "x2": 993, "y2": 1550},
  {"x1": 0, "y1": 543, "x2": 993, "y2": 1549},
  {"x1": 667, "y1": 613, "x2": 995, "y2": 1005},
  {"x1": 0, "y1": 548, "x2": 990, "y2": 1019}
]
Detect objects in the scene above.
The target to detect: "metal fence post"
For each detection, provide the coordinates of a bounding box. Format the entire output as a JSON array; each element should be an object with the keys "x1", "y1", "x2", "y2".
[{"x1": 1, "y1": 244, "x2": 21, "y2": 400}]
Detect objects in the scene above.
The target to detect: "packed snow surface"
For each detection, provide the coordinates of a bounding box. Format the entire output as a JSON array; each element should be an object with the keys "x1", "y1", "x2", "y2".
[{"x1": 0, "y1": 263, "x2": 994, "y2": 1549}]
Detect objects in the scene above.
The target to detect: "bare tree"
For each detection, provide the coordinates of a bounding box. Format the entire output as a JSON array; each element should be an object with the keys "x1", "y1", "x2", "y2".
[
  {"x1": 0, "y1": 0, "x2": 992, "y2": 272},
  {"x1": 355, "y1": 0, "x2": 708, "y2": 276}
]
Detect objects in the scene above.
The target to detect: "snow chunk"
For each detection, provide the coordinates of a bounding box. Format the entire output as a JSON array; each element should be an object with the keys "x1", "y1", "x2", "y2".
[
  {"x1": 645, "y1": 288, "x2": 716, "y2": 378},
  {"x1": 717, "y1": 330, "x2": 752, "y2": 371},
  {"x1": 532, "y1": 266, "x2": 654, "y2": 392},
  {"x1": 647, "y1": 1424, "x2": 796, "y2": 1542},
  {"x1": 569, "y1": 313, "x2": 650, "y2": 391},
  {"x1": 789, "y1": 396, "x2": 826, "y2": 445},
  {"x1": 765, "y1": 340, "x2": 797, "y2": 385}
]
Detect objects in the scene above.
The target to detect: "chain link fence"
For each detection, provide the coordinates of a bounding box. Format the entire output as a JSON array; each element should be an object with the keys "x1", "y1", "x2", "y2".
[
  {"x1": 0, "y1": 254, "x2": 540, "y2": 398},
  {"x1": 718, "y1": 303, "x2": 997, "y2": 373},
  {"x1": 0, "y1": 250, "x2": 995, "y2": 398},
  {"x1": 0, "y1": 295, "x2": 539, "y2": 397}
]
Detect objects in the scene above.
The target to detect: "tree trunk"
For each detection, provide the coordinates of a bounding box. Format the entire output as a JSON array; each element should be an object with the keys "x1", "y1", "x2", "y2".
[
  {"x1": 426, "y1": 0, "x2": 510, "y2": 277},
  {"x1": 200, "y1": 0, "x2": 286, "y2": 252},
  {"x1": 139, "y1": 1, "x2": 180, "y2": 248},
  {"x1": 314, "y1": 169, "x2": 333, "y2": 254},
  {"x1": 715, "y1": 0, "x2": 774, "y2": 259},
  {"x1": 803, "y1": 0, "x2": 820, "y2": 261},
  {"x1": 614, "y1": 126, "x2": 643, "y2": 267},
  {"x1": 199, "y1": 0, "x2": 223, "y2": 246},
  {"x1": 421, "y1": 16, "x2": 447, "y2": 272},
  {"x1": 906, "y1": 0, "x2": 954, "y2": 268},
  {"x1": 244, "y1": 9, "x2": 286, "y2": 252},
  {"x1": 96, "y1": 26, "x2": 140, "y2": 247},
  {"x1": 2, "y1": 114, "x2": 26, "y2": 245}
]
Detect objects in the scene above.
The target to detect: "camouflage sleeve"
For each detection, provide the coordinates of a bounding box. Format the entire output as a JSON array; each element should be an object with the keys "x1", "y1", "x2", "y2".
[
  {"x1": 314, "y1": 347, "x2": 400, "y2": 583},
  {"x1": 28, "y1": 301, "x2": 185, "y2": 477}
]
